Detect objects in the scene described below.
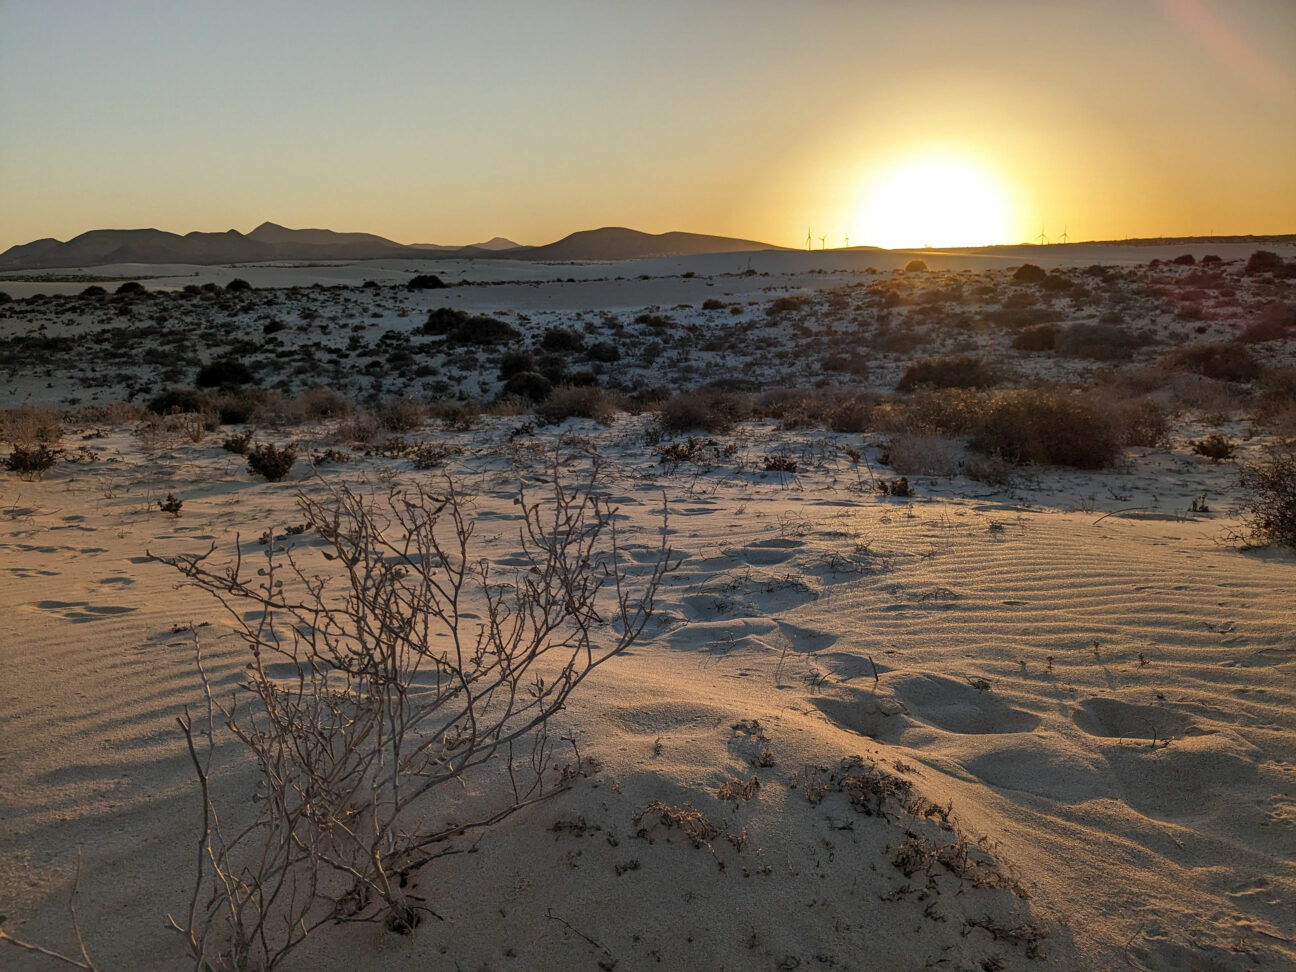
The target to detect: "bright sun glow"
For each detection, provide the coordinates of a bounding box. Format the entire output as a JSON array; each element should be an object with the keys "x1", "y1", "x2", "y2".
[{"x1": 856, "y1": 155, "x2": 1014, "y2": 249}]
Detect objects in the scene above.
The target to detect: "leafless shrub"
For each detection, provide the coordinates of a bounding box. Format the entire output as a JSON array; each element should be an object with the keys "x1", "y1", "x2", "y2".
[
  {"x1": 536, "y1": 385, "x2": 621, "y2": 425},
  {"x1": 1233, "y1": 444, "x2": 1296, "y2": 547},
  {"x1": 155, "y1": 453, "x2": 674, "y2": 967},
  {"x1": 0, "y1": 405, "x2": 64, "y2": 447},
  {"x1": 883, "y1": 433, "x2": 963, "y2": 477},
  {"x1": 4, "y1": 444, "x2": 60, "y2": 480},
  {"x1": 657, "y1": 389, "x2": 749, "y2": 435},
  {"x1": 1160, "y1": 342, "x2": 1261, "y2": 383}
]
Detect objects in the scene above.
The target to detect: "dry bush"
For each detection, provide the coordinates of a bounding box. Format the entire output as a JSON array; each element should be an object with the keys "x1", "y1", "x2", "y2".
[
  {"x1": 1239, "y1": 304, "x2": 1296, "y2": 344},
  {"x1": 155, "y1": 455, "x2": 673, "y2": 967},
  {"x1": 335, "y1": 410, "x2": 384, "y2": 444},
  {"x1": 1160, "y1": 342, "x2": 1261, "y2": 383},
  {"x1": 1056, "y1": 323, "x2": 1151, "y2": 361},
  {"x1": 657, "y1": 389, "x2": 750, "y2": 434},
  {"x1": 874, "y1": 388, "x2": 987, "y2": 437},
  {"x1": 0, "y1": 405, "x2": 63, "y2": 447},
  {"x1": 4, "y1": 444, "x2": 60, "y2": 480},
  {"x1": 247, "y1": 442, "x2": 297, "y2": 481},
  {"x1": 884, "y1": 433, "x2": 963, "y2": 476},
  {"x1": 1191, "y1": 433, "x2": 1235, "y2": 462},
  {"x1": 895, "y1": 355, "x2": 999, "y2": 392},
  {"x1": 1233, "y1": 444, "x2": 1296, "y2": 547},
  {"x1": 535, "y1": 385, "x2": 621, "y2": 425},
  {"x1": 969, "y1": 388, "x2": 1121, "y2": 469},
  {"x1": 1102, "y1": 396, "x2": 1172, "y2": 448}
]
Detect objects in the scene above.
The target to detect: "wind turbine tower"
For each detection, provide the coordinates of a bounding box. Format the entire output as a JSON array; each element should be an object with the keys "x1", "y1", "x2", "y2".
[
  {"x1": 806, "y1": 227, "x2": 812, "y2": 252},
  {"x1": 1036, "y1": 226, "x2": 1049, "y2": 246},
  {"x1": 1059, "y1": 226, "x2": 1069, "y2": 244},
  {"x1": 818, "y1": 235, "x2": 827, "y2": 250}
]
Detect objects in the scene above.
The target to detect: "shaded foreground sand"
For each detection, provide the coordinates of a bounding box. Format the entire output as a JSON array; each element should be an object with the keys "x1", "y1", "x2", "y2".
[{"x1": 1, "y1": 415, "x2": 1293, "y2": 971}]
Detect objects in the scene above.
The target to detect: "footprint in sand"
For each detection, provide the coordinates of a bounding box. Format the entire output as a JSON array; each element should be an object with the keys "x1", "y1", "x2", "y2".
[
  {"x1": 1071, "y1": 697, "x2": 1192, "y2": 742},
  {"x1": 889, "y1": 673, "x2": 1041, "y2": 735},
  {"x1": 30, "y1": 599, "x2": 138, "y2": 623},
  {"x1": 773, "y1": 621, "x2": 837, "y2": 654},
  {"x1": 723, "y1": 537, "x2": 803, "y2": 566}
]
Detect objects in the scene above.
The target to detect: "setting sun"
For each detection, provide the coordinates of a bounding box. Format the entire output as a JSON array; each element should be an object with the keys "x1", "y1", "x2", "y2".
[{"x1": 855, "y1": 155, "x2": 1016, "y2": 249}]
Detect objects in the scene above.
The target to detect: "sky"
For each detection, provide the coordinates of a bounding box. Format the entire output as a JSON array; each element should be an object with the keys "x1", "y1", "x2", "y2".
[{"x1": 1, "y1": 0, "x2": 1294, "y2": 252}]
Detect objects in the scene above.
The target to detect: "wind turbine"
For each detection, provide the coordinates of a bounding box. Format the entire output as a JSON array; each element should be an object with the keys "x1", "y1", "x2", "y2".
[
  {"x1": 1059, "y1": 226, "x2": 1069, "y2": 244},
  {"x1": 844, "y1": 236, "x2": 850, "y2": 248},
  {"x1": 818, "y1": 235, "x2": 827, "y2": 250},
  {"x1": 806, "y1": 227, "x2": 812, "y2": 252},
  {"x1": 1036, "y1": 226, "x2": 1048, "y2": 246}
]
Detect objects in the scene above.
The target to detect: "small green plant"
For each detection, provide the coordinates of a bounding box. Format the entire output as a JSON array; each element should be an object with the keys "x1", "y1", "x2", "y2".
[
  {"x1": 4, "y1": 445, "x2": 59, "y2": 480},
  {"x1": 221, "y1": 430, "x2": 254, "y2": 455},
  {"x1": 247, "y1": 442, "x2": 297, "y2": 481},
  {"x1": 1191, "y1": 433, "x2": 1235, "y2": 462},
  {"x1": 878, "y1": 476, "x2": 914, "y2": 497},
  {"x1": 158, "y1": 493, "x2": 183, "y2": 516}
]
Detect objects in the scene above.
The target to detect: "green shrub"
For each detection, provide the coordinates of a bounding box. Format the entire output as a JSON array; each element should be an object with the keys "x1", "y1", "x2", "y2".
[
  {"x1": 222, "y1": 430, "x2": 254, "y2": 455},
  {"x1": 1013, "y1": 264, "x2": 1047, "y2": 284},
  {"x1": 115, "y1": 281, "x2": 145, "y2": 295},
  {"x1": 1245, "y1": 250, "x2": 1283, "y2": 275},
  {"x1": 1011, "y1": 324, "x2": 1058, "y2": 351},
  {"x1": 80, "y1": 285, "x2": 107, "y2": 297},
  {"x1": 502, "y1": 371, "x2": 553, "y2": 402},
  {"x1": 903, "y1": 259, "x2": 928, "y2": 273},
  {"x1": 970, "y1": 389, "x2": 1120, "y2": 469},
  {"x1": 196, "y1": 358, "x2": 255, "y2": 388},
  {"x1": 407, "y1": 274, "x2": 448, "y2": 290},
  {"x1": 1056, "y1": 323, "x2": 1149, "y2": 361},
  {"x1": 1161, "y1": 343, "x2": 1260, "y2": 383},
  {"x1": 498, "y1": 349, "x2": 537, "y2": 379},
  {"x1": 896, "y1": 355, "x2": 998, "y2": 392},
  {"x1": 1191, "y1": 433, "x2": 1235, "y2": 462},
  {"x1": 4, "y1": 444, "x2": 59, "y2": 480},
  {"x1": 226, "y1": 278, "x2": 252, "y2": 292},
  {"x1": 658, "y1": 390, "x2": 749, "y2": 434},
  {"x1": 247, "y1": 442, "x2": 297, "y2": 481},
  {"x1": 587, "y1": 340, "x2": 621, "y2": 363},
  {"x1": 536, "y1": 385, "x2": 619, "y2": 425},
  {"x1": 540, "y1": 327, "x2": 583, "y2": 352},
  {"x1": 1235, "y1": 445, "x2": 1296, "y2": 547},
  {"x1": 148, "y1": 387, "x2": 206, "y2": 415}
]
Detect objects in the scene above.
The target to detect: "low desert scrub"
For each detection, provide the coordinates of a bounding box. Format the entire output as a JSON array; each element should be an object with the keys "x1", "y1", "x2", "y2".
[
  {"x1": 883, "y1": 433, "x2": 963, "y2": 477},
  {"x1": 1191, "y1": 433, "x2": 1236, "y2": 462},
  {"x1": 873, "y1": 388, "x2": 987, "y2": 437},
  {"x1": 1160, "y1": 342, "x2": 1261, "y2": 383},
  {"x1": 0, "y1": 405, "x2": 63, "y2": 447},
  {"x1": 246, "y1": 442, "x2": 297, "y2": 481},
  {"x1": 656, "y1": 389, "x2": 750, "y2": 435},
  {"x1": 155, "y1": 455, "x2": 673, "y2": 966},
  {"x1": 1233, "y1": 444, "x2": 1296, "y2": 547},
  {"x1": 1056, "y1": 323, "x2": 1151, "y2": 361},
  {"x1": 535, "y1": 385, "x2": 621, "y2": 425},
  {"x1": 895, "y1": 355, "x2": 999, "y2": 393},
  {"x1": 221, "y1": 430, "x2": 254, "y2": 455},
  {"x1": 969, "y1": 388, "x2": 1121, "y2": 469},
  {"x1": 1104, "y1": 396, "x2": 1171, "y2": 448},
  {"x1": 4, "y1": 444, "x2": 60, "y2": 480}
]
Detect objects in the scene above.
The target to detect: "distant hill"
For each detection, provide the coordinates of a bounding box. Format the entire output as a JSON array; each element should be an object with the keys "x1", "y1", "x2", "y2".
[
  {"x1": 0, "y1": 223, "x2": 781, "y2": 270},
  {"x1": 515, "y1": 227, "x2": 781, "y2": 261}
]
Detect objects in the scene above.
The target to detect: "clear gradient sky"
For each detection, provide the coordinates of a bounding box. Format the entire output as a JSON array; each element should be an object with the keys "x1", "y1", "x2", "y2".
[{"x1": 1, "y1": 0, "x2": 1293, "y2": 252}]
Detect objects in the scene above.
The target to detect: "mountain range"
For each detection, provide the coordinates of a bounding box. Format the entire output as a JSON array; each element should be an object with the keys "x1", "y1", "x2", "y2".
[{"x1": 0, "y1": 222, "x2": 783, "y2": 271}]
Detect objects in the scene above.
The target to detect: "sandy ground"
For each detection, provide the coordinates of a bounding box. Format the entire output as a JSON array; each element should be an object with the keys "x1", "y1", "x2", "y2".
[{"x1": 1, "y1": 246, "x2": 1294, "y2": 970}]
